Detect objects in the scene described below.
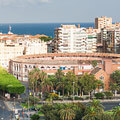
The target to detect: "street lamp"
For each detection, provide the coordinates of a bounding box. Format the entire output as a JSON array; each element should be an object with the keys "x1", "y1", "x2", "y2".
[
  {"x1": 0, "y1": 105, "x2": 1, "y2": 118},
  {"x1": 73, "y1": 82, "x2": 75, "y2": 101}
]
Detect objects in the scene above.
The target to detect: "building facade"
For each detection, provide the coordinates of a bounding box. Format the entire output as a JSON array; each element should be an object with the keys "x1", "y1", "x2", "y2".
[
  {"x1": 54, "y1": 25, "x2": 97, "y2": 53},
  {"x1": 95, "y1": 16, "x2": 112, "y2": 29},
  {"x1": 101, "y1": 27, "x2": 120, "y2": 53},
  {"x1": 9, "y1": 53, "x2": 120, "y2": 90},
  {"x1": 0, "y1": 33, "x2": 47, "y2": 70}
]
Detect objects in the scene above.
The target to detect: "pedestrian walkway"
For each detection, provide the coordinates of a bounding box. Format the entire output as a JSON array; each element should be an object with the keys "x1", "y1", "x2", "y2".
[{"x1": 4, "y1": 101, "x2": 22, "y2": 111}]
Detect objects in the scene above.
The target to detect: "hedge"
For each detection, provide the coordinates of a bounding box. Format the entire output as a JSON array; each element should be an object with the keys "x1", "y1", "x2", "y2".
[{"x1": 0, "y1": 66, "x2": 25, "y2": 94}]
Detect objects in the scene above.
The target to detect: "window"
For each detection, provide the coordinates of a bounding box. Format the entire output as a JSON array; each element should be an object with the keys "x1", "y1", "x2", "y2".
[{"x1": 25, "y1": 65, "x2": 27, "y2": 72}]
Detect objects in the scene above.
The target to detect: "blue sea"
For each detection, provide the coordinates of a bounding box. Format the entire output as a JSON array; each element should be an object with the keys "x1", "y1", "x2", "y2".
[{"x1": 0, "y1": 23, "x2": 94, "y2": 37}]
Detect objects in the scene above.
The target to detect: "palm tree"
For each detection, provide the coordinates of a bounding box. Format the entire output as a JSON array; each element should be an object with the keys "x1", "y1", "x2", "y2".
[
  {"x1": 55, "y1": 69, "x2": 64, "y2": 82},
  {"x1": 65, "y1": 71, "x2": 78, "y2": 96},
  {"x1": 59, "y1": 108, "x2": 75, "y2": 120},
  {"x1": 41, "y1": 77, "x2": 53, "y2": 93},
  {"x1": 88, "y1": 99, "x2": 104, "y2": 113},
  {"x1": 96, "y1": 113, "x2": 114, "y2": 120},
  {"x1": 82, "y1": 106, "x2": 98, "y2": 120},
  {"x1": 28, "y1": 68, "x2": 41, "y2": 94},
  {"x1": 56, "y1": 76, "x2": 66, "y2": 98},
  {"x1": 78, "y1": 76, "x2": 83, "y2": 96},
  {"x1": 110, "y1": 83, "x2": 119, "y2": 96},
  {"x1": 113, "y1": 106, "x2": 120, "y2": 120},
  {"x1": 38, "y1": 71, "x2": 48, "y2": 93}
]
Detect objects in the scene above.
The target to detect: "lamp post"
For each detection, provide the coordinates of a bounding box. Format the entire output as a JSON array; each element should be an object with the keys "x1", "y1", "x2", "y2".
[
  {"x1": 28, "y1": 91, "x2": 32, "y2": 119},
  {"x1": 73, "y1": 82, "x2": 75, "y2": 101},
  {"x1": 0, "y1": 105, "x2": 1, "y2": 118}
]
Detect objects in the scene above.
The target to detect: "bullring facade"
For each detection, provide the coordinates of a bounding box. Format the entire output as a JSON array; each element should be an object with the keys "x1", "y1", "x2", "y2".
[{"x1": 9, "y1": 53, "x2": 120, "y2": 90}]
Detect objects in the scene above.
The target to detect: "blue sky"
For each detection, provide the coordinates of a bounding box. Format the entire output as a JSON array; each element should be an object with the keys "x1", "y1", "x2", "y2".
[{"x1": 0, "y1": 0, "x2": 119, "y2": 23}]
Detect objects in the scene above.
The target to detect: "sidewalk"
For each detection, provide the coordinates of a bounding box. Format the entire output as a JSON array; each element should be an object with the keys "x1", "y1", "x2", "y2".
[
  {"x1": 41, "y1": 99, "x2": 120, "y2": 104},
  {"x1": 4, "y1": 101, "x2": 22, "y2": 111}
]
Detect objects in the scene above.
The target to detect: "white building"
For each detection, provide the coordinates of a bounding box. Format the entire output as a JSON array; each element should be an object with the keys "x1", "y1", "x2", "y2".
[
  {"x1": 0, "y1": 34, "x2": 47, "y2": 70},
  {"x1": 54, "y1": 24, "x2": 97, "y2": 53}
]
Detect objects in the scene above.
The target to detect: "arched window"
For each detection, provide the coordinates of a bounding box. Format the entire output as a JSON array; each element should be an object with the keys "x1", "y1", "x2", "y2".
[
  {"x1": 33, "y1": 65, "x2": 36, "y2": 68},
  {"x1": 29, "y1": 65, "x2": 32, "y2": 69},
  {"x1": 52, "y1": 66, "x2": 56, "y2": 70},
  {"x1": 41, "y1": 66, "x2": 44, "y2": 70},
  {"x1": 25, "y1": 65, "x2": 27, "y2": 72},
  {"x1": 47, "y1": 66, "x2": 50, "y2": 70}
]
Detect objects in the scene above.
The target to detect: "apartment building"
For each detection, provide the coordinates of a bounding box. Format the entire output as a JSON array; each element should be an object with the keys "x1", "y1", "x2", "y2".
[
  {"x1": 95, "y1": 16, "x2": 112, "y2": 29},
  {"x1": 54, "y1": 24, "x2": 97, "y2": 53},
  {"x1": 101, "y1": 27, "x2": 120, "y2": 53},
  {"x1": 0, "y1": 33, "x2": 47, "y2": 70}
]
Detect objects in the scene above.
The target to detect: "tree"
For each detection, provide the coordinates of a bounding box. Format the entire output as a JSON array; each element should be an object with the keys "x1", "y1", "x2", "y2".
[
  {"x1": 96, "y1": 113, "x2": 114, "y2": 120},
  {"x1": 113, "y1": 106, "x2": 120, "y2": 120},
  {"x1": 39, "y1": 36, "x2": 53, "y2": 42},
  {"x1": 39, "y1": 71, "x2": 48, "y2": 93},
  {"x1": 110, "y1": 70, "x2": 120, "y2": 85},
  {"x1": 65, "y1": 71, "x2": 78, "y2": 96},
  {"x1": 109, "y1": 83, "x2": 119, "y2": 96},
  {"x1": 55, "y1": 69, "x2": 64, "y2": 82},
  {"x1": 28, "y1": 68, "x2": 48, "y2": 95},
  {"x1": 91, "y1": 60, "x2": 97, "y2": 68},
  {"x1": 79, "y1": 73, "x2": 99, "y2": 98},
  {"x1": 56, "y1": 76, "x2": 66, "y2": 98},
  {"x1": 30, "y1": 114, "x2": 40, "y2": 120},
  {"x1": 83, "y1": 100, "x2": 105, "y2": 120},
  {"x1": 59, "y1": 108, "x2": 75, "y2": 120},
  {"x1": 28, "y1": 68, "x2": 41, "y2": 94},
  {"x1": 41, "y1": 77, "x2": 53, "y2": 93},
  {"x1": 88, "y1": 99, "x2": 104, "y2": 113},
  {"x1": 0, "y1": 66, "x2": 25, "y2": 95},
  {"x1": 82, "y1": 106, "x2": 99, "y2": 120},
  {"x1": 110, "y1": 70, "x2": 120, "y2": 95}
]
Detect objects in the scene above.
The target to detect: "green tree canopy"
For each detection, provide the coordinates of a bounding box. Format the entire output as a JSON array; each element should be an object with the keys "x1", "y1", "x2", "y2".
[
  {"x1": 91, "y1": 60, "x2": 97, "y2": 68},
  {"x1": 39, "y1": 36, "x2": 53, "y2": 42},
  {"x1": 110, "y1": 70, "x2": 120, "y2": 85},
  {"x1": 0, "y1": 66, "x2": 25, "y2": 94}
]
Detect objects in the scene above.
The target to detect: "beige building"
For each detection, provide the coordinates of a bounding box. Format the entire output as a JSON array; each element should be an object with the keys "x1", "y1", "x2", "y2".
[
  {"x1": 0, "y1": 43, "x2": 24, "y2": 70},
  {"x1": 95, "y1": 16, "x2": 112, "y2": 29}
]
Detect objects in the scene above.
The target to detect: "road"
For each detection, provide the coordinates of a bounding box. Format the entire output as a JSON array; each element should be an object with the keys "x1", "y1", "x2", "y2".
[
  {"x1": 102, "y1": 102, "x2": 120, "y2": 111},
  {"x1": 83, "y1": 101, "x2": 120, "y2": 111},
  {"x1": 0, "y1": 100, "x2": 13, "y2": 120},
  {"x1": 0, "y1": 97, "x2": 120, "y2": 120}
]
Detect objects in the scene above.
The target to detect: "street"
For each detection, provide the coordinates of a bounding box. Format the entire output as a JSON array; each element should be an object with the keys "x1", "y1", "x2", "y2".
[
  {"x1": 0, "y1": 100, "x2": 12, "y2": 120},
  {"x1": 0, "y1": 98, "x2": 120, "y2": 120}
]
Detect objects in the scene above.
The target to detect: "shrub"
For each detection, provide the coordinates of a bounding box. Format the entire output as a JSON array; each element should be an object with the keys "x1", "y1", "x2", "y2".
[
  {"x1": 30, "y1": 114, "x2": 40, "y2": 120},
  {"x1": 104, "y1": 91, "x2": 113, "y2": 99},
  {"x1": 25, "y1": 96, "x2": 40, "y2": 106},
  {"x1": 0, "y1": 66, "x2": 25, "y2": 94},
  {"x1": 75, "y1": 96, "x2": 84, "y2": 100},
  {"x1": 94, "y1": 93, "x2": 105, "y2": 99}
]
